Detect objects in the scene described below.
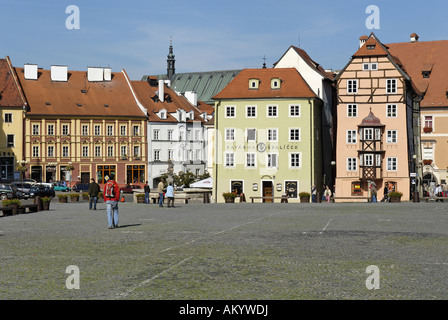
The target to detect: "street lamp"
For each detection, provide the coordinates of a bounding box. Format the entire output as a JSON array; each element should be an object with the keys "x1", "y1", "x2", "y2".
[{"x1": 17, "y1": 160, "x2": 28, "y2": 196}]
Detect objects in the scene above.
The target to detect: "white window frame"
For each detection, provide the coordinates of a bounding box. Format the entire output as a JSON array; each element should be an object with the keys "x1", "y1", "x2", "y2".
[
  {"x1": 47, "y1": 145, "x2": 54, "y2": 157},
  {"x1": 347, "y1": 130, "x2": 357, "y2": 144},
  {"x1": 62, "y1": 124, "x2": 69, "y2": 136},
  {"x1": 364, "y1": 154, "x2": 374, "y2": 167},
  {"x1": 246, "y1": 105, "x2": 257, "y2": 118},
  {"x1": 94, "y1": 125, "x2": 101, "y2": 136},
  {"x1": 267, "y1": 128, "x2": 278, "y2": 142},
  {"x1": 62, "y1": 146, "x2": 69, "y2": 158},
  {"x1": 153, "y1": 129, "x2": 160, "y2": 140},
  {"x1": 386, "y1": 130, "x2": 397, "y2": 143},
  {"x1": 386, "y1": 78, "x2": 397, "y2": 94},
  {"x1": 120, "y1": 125, "x2": 127, "y2": 136},
  {"x1": 47, "y1": 124, "x2": 54, "y2": 136},
  {"x1": 225, "y1": 128, "x2": 235, "y2": 141},
  {"x1": 363, "y1": 128, "x2": 373, "y2": 141},
  {"x1": 387, "y1": 104, "x2": 397, "y2": 118},
  {"x1": 347, "y1": 157, "x2": 357, "y2": 171},
  {"x1": 107, "y1": 125, "x2": 114, "y2": 136},
  {"x1": 267, "y1": 153, "x2": 278, "y2": 168},
  {"x1": 94, "y1": 146, "x2": 101, "y2": 157},
  {"x1": 32, "y1": 146, "x2": 39, "y2": 158},
  {"x1": 81, "y1": 124, "x2": 89, "y2": 136},
  {"x1": 225, "y1": 105, "x2": 236, "y2": 118},
  {"x1": 224, "y1": 152, "x2": 235, "y2": 167},
  {"x1": 347, "y1": 79, "x2": 358, "y2": 94},
  {"x1": 289, "y1": 152, "x2": 301, "y2": 168},
  {"x1": 246, "y1": 128, "x2": 257, "y2": 142},
  {"x1": 347, "y1": 104, "x2": 358, "y2": 117},
  {"x1": 32, "y1": 124, "x2": 40, "y2": 135},
  {"x1": 245, "y1": 152, "x2": 256, "y2": 168},
  {"x1": 289, "y1": 128, "x2": 301, "y2": 142},
  {"x1": 387, "y1": 157, "x2": 398, "y2": 171},
  {"x1": 107, "y1": 146, "x2": 114, "y2": 157},
  {"x1": 121, "y1": 146, "x2": 127, "y2": 157},
  {"x1": 82, "y1": 146, "x2": 89, "y2": 158},
  {"x1": 267, "y1": 105, "x2": 278, "y2": 118},
  {"x1": 289, "y1": 104, "x2": 301, "y2": 117}
]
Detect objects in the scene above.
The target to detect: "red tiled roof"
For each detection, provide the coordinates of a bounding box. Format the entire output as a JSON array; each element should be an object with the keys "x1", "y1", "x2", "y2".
[
  {"x1": 15, "y1": 66, "x2": 146, "y2": 117},
  {"x1": 387, "y1": 40, "x2": 448, "y2": 107},
  {"x1": 213, "y1": 68, "x2": 317, "y2": 100},
  {"x1": 353, "y1": 36, "x2": 389, "y2": 57},
  {"x1": 0, "y1": 58, "x2": 26, "y2": 107},
  {"x1": 131, "y1": 79, "x2": 204, "y2": 122}
]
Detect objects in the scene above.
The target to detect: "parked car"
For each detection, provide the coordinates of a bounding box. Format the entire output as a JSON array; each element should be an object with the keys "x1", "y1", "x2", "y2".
[
  {"x1": 22, "y1": 179, "x2": 37, "y2": 185},
  {"x1": 53, "y1": 182, "x2": 70, "y2": 192},
  {"x1": 0, "y1": 184, "x2": 18, "y2": 200},
  {"x1": 11, "y1": 182, "x2": 33, "y2": 199},
  {"x1": 29, "y1": 185, "x2": 55, "y2": 198},
  {"x1": 119, "y1": 184, "x2": 142, "y2": 194},
  {"x1": 72, "y1": 183, "x2": 90, "y2": 192}
]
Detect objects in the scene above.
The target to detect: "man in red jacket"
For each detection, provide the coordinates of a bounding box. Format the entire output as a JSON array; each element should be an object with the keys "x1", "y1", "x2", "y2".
[{"x1": 103, "y1": 173, "x2": 120, "y2": 229}]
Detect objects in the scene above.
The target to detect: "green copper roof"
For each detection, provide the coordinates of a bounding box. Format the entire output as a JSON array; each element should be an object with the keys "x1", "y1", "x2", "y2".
[{"x1": 142, "y1": 69, "x2": 242, "y2": 105}]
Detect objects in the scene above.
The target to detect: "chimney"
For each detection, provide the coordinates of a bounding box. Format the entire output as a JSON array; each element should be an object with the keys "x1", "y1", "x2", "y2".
[
  {"x1": 410, "y1": 33, "x2": 419, "y2": 43},
  {"x1": 24, "y1": 64, "x2": 38, "y2": 80},
  {"x1": 359, "y1": 35, "x2": 368, "y2": 48},
  {"x1": 51, "y1": 65, "x2": 68, "y2": 82},
  {"x1": 87, "y1": 67, "x2": 104, "y2": 81},
  {"x1": 158, "y1": 80, "x2": 165, "y2": 102},
  {"x1": 184, "y1": 91, "x2": 198, "y2": 106},
  {"x1": 103, "y1": 67, "x2": 111, "y2": 81}
]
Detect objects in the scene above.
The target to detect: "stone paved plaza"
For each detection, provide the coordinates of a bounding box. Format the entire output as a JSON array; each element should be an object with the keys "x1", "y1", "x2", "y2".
[{"x1": 0, "y1": 199, "x2": 447, "y2": 300}]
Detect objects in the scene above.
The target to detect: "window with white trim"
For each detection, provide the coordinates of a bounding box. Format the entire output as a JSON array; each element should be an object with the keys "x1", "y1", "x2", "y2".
[
  {"x1": 289, "y1": 128, "x2": 300, "y2": 141},
  {"x1": 387, "y1": 104, "x2": 397, "y2": 118},
  {"x1": 347, "y1": 104, "x2": 357, "y2": 117},
  {"x1": 386, "y1": 79, "x2": 397, "y2": 94},
  {"x1": 32, "y1": 146, "x2": 39, "y2": 158},
  {"x1": 225, "y1": 128, "x2": 235, "y2": 141},
  {"x1": 363, "y1": 128, "x2": 373, "y2": 140},
  {"x1": 267, "y1": 153, "x2": 278, "y2": 168},
  {"x1": 82, "y1": 124, "x2": 89, "y2": 136},
  {"x1": 107, "y1": 146, "x2": 114, "y2": 157},
  {"x1": 246, "y1": 105, "x2": 256, "y2": 118},
  {"x1": 347, "y1": 157, "x2": 357, "y2": 171},
  {"x1": 47, "y1": 145, "x2": 54, "y2": 157},
  {"x1": 267, "y1": 128, "x2": 278, "y2": 142},
  {"x1": 347, "y1": 79, "x2": 358, "y2": 94},
  {"x1": 347, "y1": 130, "x2": 357, "y2": 144},
  {"x1": 246, "y1": 153, "x2": 256, "y2": 168},
  {"x1": 387, "y1": 157, "x2": 397, "y2": 171},
  {"x1": 364, "y1": 154, "x2": 374, "y2": 166},
  {"x1": 267, "y1": 105, "x2": 278, "y2": 117},
  {"x1": 289, "y1": 105, "x2": 300, "y2": 117},
  {"x1": 225, "y1": 153, "x2": 235, "y2": 167},
  {"x1": 32, "y1": 124, "x2": 39, "y2": 135},
  {"x1": 246, "y1": 128, "x2": 257, "y2": 142},
  {"x1": 47, "y1": 124, "x2": 54, "y2": 136},
  {"x1": 290, "y1": 153, "x2": 301, "y2": 168},
  {"x1": 62, "y1": 124, "x2": 69, "y2": 136},
  {"x1": 386, "y1": 130, "x2": 397, "y2": 143},
  {"x1": 225, "y1": 106, "x2": 235, "y2": 118},
  {"x1": 82, "y1": 146, "x2": 89, "y2": 157},
  {"x1": 94, "y1": 146, "x2": 101, "y2": 157},
  {"x1": 121, "y1": 146, "x2": 127, "y2": 157},
  {"x1": 62, "y1": 146, "x2": 69, "y2": 158}
]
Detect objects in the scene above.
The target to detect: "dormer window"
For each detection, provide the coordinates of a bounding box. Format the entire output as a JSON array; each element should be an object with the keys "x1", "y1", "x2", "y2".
[
  {"x1": 422, "y1": 71, "x2": 431, "y2": 78},
  {"x1": 271, "y1": 78, "x2": 281, "y2": 89},
  {"x1": 367, "y1": 45, "x2": 376, "y2": 50},
  {"x1": 249, "y1": 79, "x2": 259, "y2": 89}
]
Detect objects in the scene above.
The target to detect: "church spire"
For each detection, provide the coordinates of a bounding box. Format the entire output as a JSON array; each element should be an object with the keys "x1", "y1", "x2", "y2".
[{"x1": 167, "y1": 36, "x2": 175, "y2": 79}]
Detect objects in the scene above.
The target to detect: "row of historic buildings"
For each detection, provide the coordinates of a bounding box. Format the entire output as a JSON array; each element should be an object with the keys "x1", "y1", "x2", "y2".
[
  {"x1": 0, "y1": 32, "x2": 447, "y2": 201},
  {"x1": 211, "y1": 33, "x2": 448, "y2": 202}
]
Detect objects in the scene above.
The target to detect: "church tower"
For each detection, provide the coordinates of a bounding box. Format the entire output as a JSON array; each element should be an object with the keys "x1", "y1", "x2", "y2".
[{"x1": 167, "y1": 37, "x2": 175, "y2": 79}]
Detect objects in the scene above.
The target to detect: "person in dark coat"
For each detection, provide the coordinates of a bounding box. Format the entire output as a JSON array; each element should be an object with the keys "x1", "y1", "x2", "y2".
[{"x1": 88, "y1": 178, "x2": 100, "y2": 210}]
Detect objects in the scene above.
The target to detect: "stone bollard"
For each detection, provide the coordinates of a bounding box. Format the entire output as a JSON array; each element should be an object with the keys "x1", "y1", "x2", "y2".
[{"x1": 34, "y1": 196, "x2": 43, "y2": 211}]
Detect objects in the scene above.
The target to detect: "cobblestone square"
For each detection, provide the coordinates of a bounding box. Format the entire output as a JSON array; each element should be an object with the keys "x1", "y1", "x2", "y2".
[{"x1": 0, "y1": 200, "x2": 447, "y2": 300}]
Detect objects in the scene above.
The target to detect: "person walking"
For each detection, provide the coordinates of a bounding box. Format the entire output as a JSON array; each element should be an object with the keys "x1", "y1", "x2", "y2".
[
  {"x1": 311, "y1": 185, "x2": 317, "y2": 203},
  {"x1": 103, "y1": 174, "x2": 120, "y2": 229},
  {"x1": 88, "y1": 178, "x2": 100, "y2": 210},
  {"x1": 144, "y1": 181, "x2": 151, "y2": 204},
  {"x1": 157, "y1": 179, "x2": 165, "y2": 207},
  {"x1": 381, "y1": 182, "x2": 389, "y2": 202},
  {"x1": 371, "y1": 182, "x2": 377, "y2": 203},
  {"x1": 324, "y1": 186, "x2": 332, "y2": 203},
  {"x1": 166, "y1": 182, "x2": 175, "y2": 208}
]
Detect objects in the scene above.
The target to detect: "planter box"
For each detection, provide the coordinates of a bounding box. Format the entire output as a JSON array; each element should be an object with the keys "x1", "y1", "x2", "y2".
[
  {"x1": 59, "y1": 197, "x2": 68, "y2": 203},
  {"x1": 43, "y1": 202, "x2": 50, "y2": 210},
  {"x1": 137, "y1": 197, "x2": 145, "y2": 203},
  {"x1": 390, "y1": 196, "x2": 401, "y2": 203},
  {"x1": 300, "y1": 196, "x2": 310, "y2": 203},
  {"x1": 224, "y1": 197, "x2": 235, "y2": 203}
]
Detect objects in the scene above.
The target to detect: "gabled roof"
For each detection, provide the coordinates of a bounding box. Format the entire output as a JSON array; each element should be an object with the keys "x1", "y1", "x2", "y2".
[
  {"x1": 213, "y1": 68, "x2": 317, "y2": 100},
  {"x1": 143, "y1": 69, "x2": 242, "y2": 105},
  {"x1": 274, "y1": 46, "x2": 334, "y2": 80},
  {"x1": 386, "y1": 39, "x2": 448, "y2": 107},
  {"x1": 335, "y1": 33, "x2": 412, "y2": 85},
  {"x1": 15, "y1": 66, "x2": 146, "y2": 117},
  {"x1": 131, "y1": 78, "x2": 204, "y2": 123},
  {"x1": 0, "y1": 57, "x2": 26, "y2": 107}
]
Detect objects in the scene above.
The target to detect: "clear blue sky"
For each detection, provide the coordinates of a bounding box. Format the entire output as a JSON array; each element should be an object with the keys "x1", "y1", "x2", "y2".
[{"x1": 1, "y1": 0, "x2": 447, "y2": 80}]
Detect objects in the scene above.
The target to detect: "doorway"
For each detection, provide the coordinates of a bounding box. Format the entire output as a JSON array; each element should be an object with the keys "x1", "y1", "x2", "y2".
[
  {"x1": 81, "y1": 172, "x2": 90, "y2": 183},
  {"x1": 262, "y1": 181, "x2": 273, "y2": 203}
]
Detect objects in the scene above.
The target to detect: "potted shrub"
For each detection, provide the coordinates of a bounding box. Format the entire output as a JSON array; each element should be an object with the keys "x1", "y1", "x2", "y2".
[
  {"x1": 423, "y1": 159, "x2": 432, "y2": 166},
  {"x1": 423, "y1": 126, "x2": 432, "y2": 133},
  {"x1": 299, "y1": 192, "x2": 311, "y2": 203},
  {"x1": 41, "y1": 197, "x2": 51, "y2": 210},
  {"x1": 389, "y1": 191, "x2": 403, "y2": 203},
  {"x1": 222, "y1": 192, "x2": 237, "y2": 203},
  {"x1": 81, "y1": 192, "x2": 89, "y2": 201},
  {"x1": 58, "y1": 194, "x2": 68, "y2": 203},
  {"x1": 136, "y1": 193, "x2": 145, "y2": 203},
  {"x1": 69, "y1": 193, "x2": 79, "y2": 202},
  {"x1": 3, "y1": 199, "x2": 21, "y2": 215}
]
